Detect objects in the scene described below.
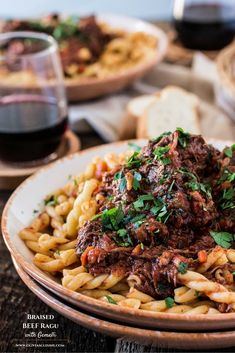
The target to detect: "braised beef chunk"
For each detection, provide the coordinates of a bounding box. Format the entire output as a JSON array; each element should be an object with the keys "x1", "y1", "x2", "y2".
[{"x1": 76, "y1": 130, "x2": 235, "y2": 299}]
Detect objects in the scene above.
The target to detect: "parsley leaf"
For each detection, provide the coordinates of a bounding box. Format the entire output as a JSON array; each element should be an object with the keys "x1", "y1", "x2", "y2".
[
  {"x1": 117, "y1": 229, "x2": 128, "y2": 237},
  {"x1": 210, "y1": 231, "x2": 234, "y2": 249},
  {"x1": 44, "y1": 195, "x2": 58, "y2": 206},
  {"x1": 150, "y1": 198, "x2": 170, "y2": 223},
  {"x1": 106, "y1": 295, "x2": 117, "y2": 305},
  {"x1": 159, "y1": 171, "x2": 172, "y2": 184},
  {"x1": 224, "y1": 144, "x2": 235, "y2": 158},
  {"x1": 101, "y1": 205, "x2": 124, "y2": 231},
  {"x1": 114, "y1": 171, "x2": 123, "y2": 180},
  {"x1": 152, "y1": 131, "x2": 171, "y2": 143},
  {"x1": 119, "y1": 177, "x2": 127, "y2": 193},
  {"x1": 176, "y1": 127, "x2": 190, "y2": 148},
  {"x1": 114, "y1": 171, "x2": 127, "y2": 193},
  {"x1": 186, "y1": 180, "x2": 212, "y2": 198},
  {"x1": 128, "y1": 142, "x2": 141, "y2": 152},
  {"x1": 114, "y1": 231, "x2": 133, "y2": 247},
  {"x1": 178, "y1": 262, "x2": 188, "y2": 274},
  {"x1": 219, "y1": 188, "x2": 235, "y2": 210},
  {"x1": 218, "y1": 169, "x2": 235, "y2": 184},
  {"x1": 153, "y1": 146, "x2": 171, "y2": 165},
  {"x1": 165, "y1": 297, "x2": 174, "y2": 308},
  {"x1": 133, "y1": 194, "x2": 154, "y2": 210},
  {"x1": 179, "y1": 167, "x2": 197, "y2": 181},
  {"x1": 132, "y1": 172, "x2": 142, "y2": 191},
  {"x1": 127, "y1": 151, "x2": 142, "y2": 168}
]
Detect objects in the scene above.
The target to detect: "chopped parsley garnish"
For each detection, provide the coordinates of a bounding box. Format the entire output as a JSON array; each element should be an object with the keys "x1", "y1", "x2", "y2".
[
  {"x1": 98, "y1": 206, "x2": 133, "y2": 247},
  {"x1": 219, "y1": 188, "x2": 235, "y2": 210},
  {"x1": 117, "y1": 229, "x2": 128, "y2": 237},
  {"x1": 133, "y1": 193, "x2": 170, "y2": 223},
  {"x1": 152, "y1": 131, "x2": 171, "y2": 143},
  {"x1": 218, "y1": 169, "x2": 235, "y2": 184},
  {"x1": 186, "y1": 180, "x2": 212, "y2": 198},
  {"x1": 114, "y1": 171, "x2": 127, "y2": 193},
  {"x1": 224, "y1": 144, "x2": 235, "y2": 158},
  {"x1": 127, "y1": 151, "x2": 142, "y2": 168},
  {"x1": 210, "y1": 231, "x2": 234, "y2": 249},
  {"x1": 129, "y1": 213, "x2": 146, "y2": 224},
  {"x1": 44, "y1": 195, "x2": 58, "y2": 206},
  {"x1": 133, "y1": 194, "x2": 154, "y2": 210},
  {"x1": 159, "y1": 171, "x2": 172, "y2": 184},
  {"x1": 119, "y1": 177, "x2": 127, "y2": 193},
  {"x1": 106, "y1": 295, "x2": 117, "y2": 305},
  {"x1": 150, "y1": 198, "x2": 170, "y2": 223},
  {"x1": 179, "y1": 167, "x2": 197, "y2": 181},
  {"x1": 178, "y1": 262, "x2": 188, "y2": 274},
  {"x1": 133, "y1": 172, "x2": 142, "y2": 191},
  {"x1": 114, "y1": 171, "x2": 123, "y2": 180},
  {"x1": 153, "y1": 146, "x2": 171, "y2": 165},
  {"x1": 128, "y1": 142, "x2": 141, "y2": 152},
  {"x1": 101, "y1": 205, "x2": 124, "y2": 231},
  {"x1": 114, "y1": 229, "x2": 133, "y2": 247},
  {"x1": 165, "y1": 297, "x2": 174, "y2": 308},
  {"x1": 140, "y1": 242, "x2": 145, "y2": 250},
  {"x1": 176, "y1": 128, "x2": 190, "y2": 148},
  {"x1": 179, "y1": 167, "x2": 212, "y2": 198}
]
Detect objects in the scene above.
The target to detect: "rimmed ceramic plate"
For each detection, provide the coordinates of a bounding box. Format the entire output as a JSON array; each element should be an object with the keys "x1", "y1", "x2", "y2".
[
  {"x1": 2, "y1": 140, "x2": 235, "y2": 331},
  {"x1": 0, "y1": 14, "x2": 168, "y2": 102},
  {"x1": 12, "y1": 256, "x2": 235, "y2": 350}
]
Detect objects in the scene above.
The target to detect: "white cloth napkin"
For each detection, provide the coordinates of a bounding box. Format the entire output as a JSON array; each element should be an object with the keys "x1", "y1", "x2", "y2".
[{"x1": 68, "y1": 76, "x2": 160, "y2": 142}]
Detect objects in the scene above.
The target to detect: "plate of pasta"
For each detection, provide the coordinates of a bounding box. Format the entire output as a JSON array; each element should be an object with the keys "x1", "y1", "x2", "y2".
[
  {"x1": 0, "y1": 13, "x2": 167, "y2": 101},
  {"x1": 2, "y1": 130, "x2": 235, "y2": 331},
  {"x1": 11, "y1": 257, "x2": 235, "y2": 350}
]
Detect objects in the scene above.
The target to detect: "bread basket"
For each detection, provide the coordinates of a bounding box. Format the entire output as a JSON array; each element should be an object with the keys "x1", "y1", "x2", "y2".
[{"x1": 216, "y1": 43, "x2": 235, "y2": 120}]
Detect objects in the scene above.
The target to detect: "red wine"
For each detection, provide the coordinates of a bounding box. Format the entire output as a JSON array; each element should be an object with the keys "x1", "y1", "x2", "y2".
[
  {"x1": 174, "y1": 3, "x2": 235, "y2": 50},
  {"x1": 0, "y1": 95, "x2": 68, "y2": 162}
]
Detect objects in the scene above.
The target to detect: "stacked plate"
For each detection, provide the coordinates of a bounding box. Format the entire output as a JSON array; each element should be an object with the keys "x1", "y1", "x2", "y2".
[{"x1": 2, "y1": 140, "x2": 235, "y2": 350}]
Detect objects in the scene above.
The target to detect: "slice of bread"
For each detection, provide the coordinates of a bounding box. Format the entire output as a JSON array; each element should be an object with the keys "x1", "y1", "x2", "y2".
[
  {"x1": 120, "y1": 94, "x2": 158, "y2": 140},
  {"x1": 137, "y1": 86, "x2": 201, "y2": 139},
  {"x1": 127, "y1": 94, "x2": 158, "y2": 120}
]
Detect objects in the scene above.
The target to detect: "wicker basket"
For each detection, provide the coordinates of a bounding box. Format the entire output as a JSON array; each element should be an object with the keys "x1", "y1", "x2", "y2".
[{"x1": 216, "y1": 43, "x2": 235, "y2": 120}]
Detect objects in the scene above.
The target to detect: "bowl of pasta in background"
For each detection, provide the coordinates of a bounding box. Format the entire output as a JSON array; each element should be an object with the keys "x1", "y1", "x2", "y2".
[
  {"x1": 2, "y1": 139, "x2": 235, "y2": 332},
  {"x1": 11, "y1": 257, "x2": 235, "y2": 350},
  {"x1": 0, "y1": 14, "x2": 168, "y2": 101}
]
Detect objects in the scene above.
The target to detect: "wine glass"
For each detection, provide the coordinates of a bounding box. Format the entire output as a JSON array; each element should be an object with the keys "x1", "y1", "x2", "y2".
[
  {"x1": 173, "y1": 0, "x2": 235, "y2": 50},
  {"x1": 0, "y1": 31, "x2": 68, "y2": 163}
]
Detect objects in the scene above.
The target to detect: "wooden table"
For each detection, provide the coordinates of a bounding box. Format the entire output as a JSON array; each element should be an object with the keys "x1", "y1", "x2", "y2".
[{"x1": 1, "y1": 134, "x2": 234, "y2": 353}]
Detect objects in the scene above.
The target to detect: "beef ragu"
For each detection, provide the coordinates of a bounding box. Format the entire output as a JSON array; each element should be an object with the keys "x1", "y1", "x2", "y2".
[
  {"x1": 76, "y1": 129, "x2": 235, "y2": 302},
  {"x1": 0, "y1": 14, "x2": 113, "y2": 75}
]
